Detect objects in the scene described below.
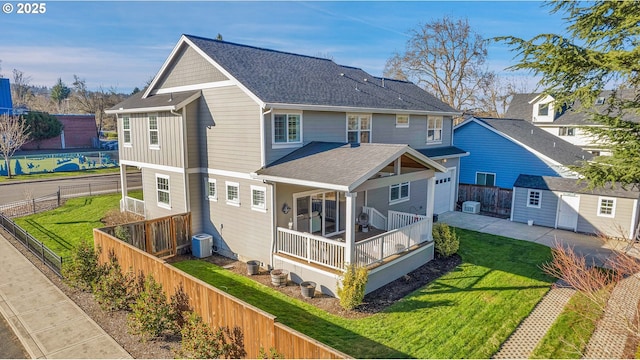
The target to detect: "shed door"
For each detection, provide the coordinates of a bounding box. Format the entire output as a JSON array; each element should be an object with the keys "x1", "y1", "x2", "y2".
[
  {"x1": 557, "y1": 194, "x2": 580, "y2": 231},
  {"x1": 434, "y1": 168, "x2": 455, "y2": 214}
]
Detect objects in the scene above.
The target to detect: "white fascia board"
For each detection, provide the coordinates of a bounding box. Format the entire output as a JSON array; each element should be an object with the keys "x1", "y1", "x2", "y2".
[
  {"x1": 120, "y1": 159, "x2": 184, "y2": 174},
  {"x1": 264, "y1": 102, "x2": 462, "y2": 117},
  {"x1": 151, "y1": 81, "x2": 234, "y2": 95},
  {"x1": 106, "y1": 105, "x2": 176, "y2": 115},
  {"x1": 405, "y1": 147, "x2": 448, "y2": 172},
  {"x1": 251, "y1": 173, "x2": 349, "y2": 192},
  {"x1": 427, "y1": 152, "x2": 470, "y2": 160}
]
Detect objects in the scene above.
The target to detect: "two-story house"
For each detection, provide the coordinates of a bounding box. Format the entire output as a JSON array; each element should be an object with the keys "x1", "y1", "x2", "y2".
[{"x1": 106, "y1": 34, "x2": 465, "y2": 296}]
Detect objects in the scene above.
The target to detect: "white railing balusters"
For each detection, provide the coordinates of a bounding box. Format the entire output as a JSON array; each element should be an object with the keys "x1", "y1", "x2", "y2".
[
  {"x1": 362, "y1": 206, "x2": 388, "y2": 230},
  {"x1": 355, "y1": 218, "x2": 432, "y2": 267}
]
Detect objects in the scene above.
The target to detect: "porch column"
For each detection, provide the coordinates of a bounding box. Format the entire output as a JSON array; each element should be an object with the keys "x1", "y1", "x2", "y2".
[
  {"x1": 345, "y1": 192, "x2": 357, "y2": 265},
  {"x1": 426, "y1": 176, "x2": 436, "y2": 240},
  {"x1": 120, "y1": 164, "x2": 128, "y2": 212}
]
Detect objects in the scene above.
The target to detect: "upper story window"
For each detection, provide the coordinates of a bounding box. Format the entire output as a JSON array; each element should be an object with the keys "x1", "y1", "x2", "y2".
[
  {"x1": 527, "y1": 190, "x2": 541, "y2": 208},
  {"x1": 206, "y1": 178, "x2": 217, "y2": 201},
  {"x1": 148, "y1": 114, "x2": 159, "y2": 149},
  {"x1": 476, "y1": 172, "x2": 495, "y2": 187},
  {"x1": 156, "y1": 174, "x2": 170, "y2": 209},
  {"x1": 273, "y1": 113, "x2": 301, "y2": 147},
  {"x1": 597, "y1": 197, "x2": 615, "y2": 218},
  {"x1": 538, "y1": 103, "x2": 549, "y2": 116},
  {"x1": 347, "y1": 114, "x2": 371, "y2": 143},
  {"x1": 396, "y1": 115, "x2": 410, "y2": 128},
  {"x1": 427, "y1": 116, "x2": 443, "y2": 143},
  {"x1": 559, "y1": 127, "x2": 575, "y2": 136},
  {"x1": 122, "y1": 116, "x2": 131, "y2": 146},
  {"x1": 595, "y1": 97, "x2": 605, "y2": 105}
]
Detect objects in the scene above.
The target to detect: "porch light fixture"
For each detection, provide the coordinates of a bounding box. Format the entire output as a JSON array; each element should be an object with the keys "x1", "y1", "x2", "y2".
[{"x1": 282, "y1": 203, "x2": 291, "y2": 214}]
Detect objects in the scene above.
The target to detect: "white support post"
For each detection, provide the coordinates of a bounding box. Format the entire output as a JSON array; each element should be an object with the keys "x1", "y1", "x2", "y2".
[
  {"x1": 426, "y1": 176, "x2": 436, "y2": 240},
  {"x1": 345, "y1": 192, "x2": 357, "y2": 266},
  {"x1": 120, "y1": 164, "x2": 128, "y2": 212}
]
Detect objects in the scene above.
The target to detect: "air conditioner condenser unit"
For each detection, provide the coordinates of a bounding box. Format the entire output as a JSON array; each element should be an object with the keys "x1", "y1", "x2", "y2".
[{"x1": 462, "y1": 201, "x2": 481, "y2": 214}]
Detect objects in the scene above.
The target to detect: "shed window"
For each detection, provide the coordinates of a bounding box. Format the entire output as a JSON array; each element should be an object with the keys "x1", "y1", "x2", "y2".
[
  {"x1": 527, "y1": 190, "x2": 541, "y2": 208},
  {"x1": 597, "y1": 197, "x2": 616, "y2": 218}
]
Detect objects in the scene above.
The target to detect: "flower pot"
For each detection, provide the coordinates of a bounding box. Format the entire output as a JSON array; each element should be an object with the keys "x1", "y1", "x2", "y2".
[
  {"x1": 300, "y1": 281, "x2": 316, "y2": 298},
  {"x1": 246, "y1": 260, "x2": 260, "y2": 275},
  {"x1": 527, "y1": 220, "x2": 534, "y2": 226},
  {"x1": 270, "y1": 269, "x2": 289, "y2": 286}
]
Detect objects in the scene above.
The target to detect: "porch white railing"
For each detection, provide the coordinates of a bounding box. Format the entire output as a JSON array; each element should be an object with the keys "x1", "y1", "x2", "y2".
[
  {"x1": 276, "y1": 227, "x2": 346, "y2": 271},
  {"x1": 121, "y1": 196, "x2": 145, "y2": 217},
  {"x1": 387, "y1": 210, "x2": 427, "y2": 230},
  {"x1": 362, "y1": 206, "x2": 388, "y2": 230},
  {"x1": 355, "y1": 218, "x2": 431, "y2": 267}
]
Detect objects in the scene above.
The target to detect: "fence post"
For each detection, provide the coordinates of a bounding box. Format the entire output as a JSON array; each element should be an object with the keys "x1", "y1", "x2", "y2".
[
  {"x1": 32, "y1": 198, "x2": 36, "y2": 214},
  {"x1": 57, "y1": 189, "x2": 61, "y2": 207},
  {"x1": 41, "y1": 241, "x2": 45, "y2": 263},
  {"x1": 89, "y1": 183, "x2": 92, "y2": 196}
]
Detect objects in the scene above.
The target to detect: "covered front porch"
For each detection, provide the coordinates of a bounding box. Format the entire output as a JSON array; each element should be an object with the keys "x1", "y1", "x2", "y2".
[{"x1": 255, "y1": 142, "x2": 446, "y2": 296}]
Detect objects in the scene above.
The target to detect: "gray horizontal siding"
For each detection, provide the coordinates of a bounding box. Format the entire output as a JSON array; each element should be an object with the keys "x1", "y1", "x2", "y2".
[
  {"x1": 198, "y1": 87, "x2": 262, "y2": 173},
  {"x1": 373, "y1": 114, "x2": 453, "y2": 148},
  {"x1": 118, "y1": 112, "x2": 184, "y2": 168},
  {"x1": 155, "y1": 44, "x2": 229, "y2": 90},
  {"x1": 141, "y1": 168, "x2": 186, "y2": 219},
  {"x1": 188, "y1": 173, "x2": 204, "y2": 233},
  {"x1": 511, "y1": 187, "x2": 558, "y2": 228},
  {"x1": 366, "y1": 179, "x2": 429, "y2": 216},
  {"x1": 577, "y1": 195, "x2": 637, "y2": 238}
]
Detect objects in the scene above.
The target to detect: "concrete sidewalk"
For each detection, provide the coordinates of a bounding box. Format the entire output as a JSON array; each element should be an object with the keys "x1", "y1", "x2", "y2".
[
  {"x1": 0, "y1": 233, "x2": 131, "y2": 359},
  {"x1": 439, "y1": 211, "x2": 639, "y2": 267}
]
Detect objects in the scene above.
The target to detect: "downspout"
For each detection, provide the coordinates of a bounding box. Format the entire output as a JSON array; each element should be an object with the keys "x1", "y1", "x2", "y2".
[
  {"x1": 267, "y1": 180, "x2": 276, "y2": 270},
  {"x1": 261, "y1": 107, "x2": 272, "y2": 168}
]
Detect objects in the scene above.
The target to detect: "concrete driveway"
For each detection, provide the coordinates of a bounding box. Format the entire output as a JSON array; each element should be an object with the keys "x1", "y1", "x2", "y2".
[{"x1": 438, "y1": 211, "x2": 640, "y2": 267}]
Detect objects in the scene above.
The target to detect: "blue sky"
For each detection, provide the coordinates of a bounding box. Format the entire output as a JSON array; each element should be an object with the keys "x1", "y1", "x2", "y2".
[{"x1": 0, "y1": 1, "x2": 568, "y2": 93}]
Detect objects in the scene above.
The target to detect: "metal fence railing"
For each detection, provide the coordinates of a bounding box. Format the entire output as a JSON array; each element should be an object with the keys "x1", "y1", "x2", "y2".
[{"x1": 0, "y1": 213, "x2": 63, "y2": 277}]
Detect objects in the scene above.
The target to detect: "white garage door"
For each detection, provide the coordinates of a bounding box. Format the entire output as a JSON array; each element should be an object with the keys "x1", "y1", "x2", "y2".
[{"x1": 434, "y1": 167, "x2": 456, "y2": 214}]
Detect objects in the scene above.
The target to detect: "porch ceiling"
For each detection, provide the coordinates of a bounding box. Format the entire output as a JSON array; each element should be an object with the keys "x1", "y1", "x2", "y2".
[{"x1": 254, "y1": 141, "x2": 446, "y2": 191}]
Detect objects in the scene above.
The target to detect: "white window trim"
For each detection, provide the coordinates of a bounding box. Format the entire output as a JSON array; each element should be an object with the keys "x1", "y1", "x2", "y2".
[
  {"x1": 346, "y1": 113, "x2": 372, "y2": 144},
  {"x1": 426, "y1": 115, "x2": 443, "y2": 144},
  {"x1": 272, "y1": 112, "x2": 303, "y2": 149},
  {"x1": 250, "y1": 185, "x2": 267, "y2": 212},
  {"x1": 206, "y1": 178, "x2": 217, "y2": 202},
  {"x1": 527, "y1": 189, "x2": 542, "y2": 208},
  {"x1": 226, "y1": 181, "x2": 240, "y2": 207},
  {"x1": 155, "y1": 174, "x2": 171, "y2": 209},
  {"x1": 597, "y1": 196, "x2": 616, "y2": 218},
  {"x1": 475, "y1": 172, "x2": 496, "y2": 187},
  {"x1": 396, "y1": 114, "x2": 410, "y2": 128},
  {"x1": 148, "y1": 113, "x2": 160, "y2": 150},
  {"x1": 389, "y1": 182, "x2": 410, "y2": 205},
  {"x1": 122, "y1": 116, "x2": 132, "y2": 148}
]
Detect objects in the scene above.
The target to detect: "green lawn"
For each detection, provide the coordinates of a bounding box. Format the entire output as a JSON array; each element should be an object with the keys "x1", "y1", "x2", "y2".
[
  {"x1": 14, "y1": 191, "x2": 140, "y2": 259},
  {"x1": 174, "y1": 229, "x2": 555, "y2": 358},
  {"x1": 0, "y1": 167, "x2": 120, "y2": 183}
]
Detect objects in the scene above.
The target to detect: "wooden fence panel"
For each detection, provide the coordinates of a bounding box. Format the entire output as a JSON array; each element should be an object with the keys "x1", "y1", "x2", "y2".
[{"x1": 458, "y1": 184, "x2": 513, "y2": 217}]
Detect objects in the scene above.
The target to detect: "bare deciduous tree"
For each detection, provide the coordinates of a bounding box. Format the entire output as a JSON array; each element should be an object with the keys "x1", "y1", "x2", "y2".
[
  {"x1": 71, "y1": 75, "x2": 123, "y2": 136},
  {"x1": 12, "y1": 69, "x2": 33, "y2": 107},
  {"x1": 0, "y1": 114, "x2": 30, "y2": 178},
  {"x1": 384, "y1": 17, "x2": 493, "y2": 113}
]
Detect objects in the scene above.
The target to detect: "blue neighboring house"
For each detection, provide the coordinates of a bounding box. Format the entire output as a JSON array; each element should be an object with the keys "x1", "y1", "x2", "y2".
[
  {"x1": 454, "y1": 117, "x2": 593, "y2": 189},
  {"x1": 0, "y1": 78, "x2": 13, "y2": 115}
]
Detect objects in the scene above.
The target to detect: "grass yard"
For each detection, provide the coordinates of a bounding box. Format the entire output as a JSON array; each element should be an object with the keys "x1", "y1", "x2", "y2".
[
  {"x1": 14, "y1": 191, "x2": 141, "y2": 260},
  {"x1": 174, "y1": 229, "x2": 555, "y2": 358}
]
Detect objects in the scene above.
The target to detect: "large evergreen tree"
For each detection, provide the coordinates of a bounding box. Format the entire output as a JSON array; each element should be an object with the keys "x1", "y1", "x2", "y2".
[
  {"x1": 50, "y1": 78, "x2": 71, "y2": 112},
  {"x1": 500, "y1": 1, "x2": 640, "y2": 189},
  {"x1": 20, "y1": 111, "x2": 63, "y2": 149}
]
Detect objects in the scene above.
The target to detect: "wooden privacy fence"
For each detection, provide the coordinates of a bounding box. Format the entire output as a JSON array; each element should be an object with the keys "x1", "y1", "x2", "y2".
[
  {"x1": 458, "y1": 183, "x2": 513, "y2": 217},
  {"x1": 93, "y1": 229, "x2": 349, "y2": 359},
  {"x1": 99, "y1": 213, "x2": 191, "y2": 258}
]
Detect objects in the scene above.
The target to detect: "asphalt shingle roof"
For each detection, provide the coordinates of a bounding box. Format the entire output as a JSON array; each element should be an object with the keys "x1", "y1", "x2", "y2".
[
  {"x1": 184, "y1": 34, "x2": 458, "y2": 114},
  {"x1": 514, "y1": 174, "x2": 640, "y2": 199},
  {"x1": 470, "y1": 117, "x2": 593, "y2": 166},
  {"x1": 109, "y1": 90, "x2": 201, "y2": 112}
]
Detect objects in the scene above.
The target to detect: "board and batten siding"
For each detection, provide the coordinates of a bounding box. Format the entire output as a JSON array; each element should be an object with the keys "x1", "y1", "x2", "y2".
[
  {"x1": 455, "y1": 121, "x2": 562, "y2": 188},
  {"x1": 199, "y1": 175, "x2": 273, "y2": 266},
  {"x1": 198, "y1": 87, "x2": 262, "y2": 173},
  {"x1": 185, "y1": 101, "x2": 201, "y2": 169},
  {"x1": 511, "y1": 187, "x2": 558, "y2": 228},
  {"x1": 141, "y1": 168, "x2": 187, "y2": 219},
  {"x1": 576, "y1": 195, "x2": 637, "y2": 238},
  {"x1": 188, "y1": 173, "x2": 204, "y2": 233},
  {"x1": 373, "y1": 114, "x2": 453, "y2": 149},
  {"x1": 118, "y1": 112, "x2": 184, "y2": 168},
  {"x1": 154, "y1": 44, "x2": 229, "y2": 90}
]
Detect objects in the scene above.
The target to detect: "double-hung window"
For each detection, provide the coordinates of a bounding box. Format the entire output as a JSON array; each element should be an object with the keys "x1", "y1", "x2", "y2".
[
  {"x1": 476, "y1": 172, "x2": 496, "y2": 187},
  {"x1": 396, "y1": 115, "x2": 409, "y2": 128},
  {"x1": 156, "y1": 174, "x2": 170, "y2": 208},
  {"x1": 347, "y1": 114, "x2": 371, "y2": 143},
  {"x1": 226, "y1": 181, "x2": 240, "y2": 206},
  {"x1": 597, "y1": 197, "x2": 615, "y2": 218},
  {"x1": 251, "y1": 185, "x2": 266, "y2": 212},
  {"x1": 389, "y1": 182, "x2": 410, "y2": 204},
  {"x1": 559, "y1": 127, "x2": 575, "y2": 136},
  {"x1": 273, "y1": 113, "x2": 301, "y2": 146},
  {"x1": 148, "y1": 114, "x2": 159, "y2": 148},
  {"x1": 527, "y1": 190, "x2": 541, "y2": 208},
  {"x1": 206, "y1": 178, "x2": 217, "y2": 201},
  {"x1": 122, "y1": 116, "x2": 131, "y2": 146},
  {"x1": 427, "y1": 116, "x2": 443, "y2": 143}
]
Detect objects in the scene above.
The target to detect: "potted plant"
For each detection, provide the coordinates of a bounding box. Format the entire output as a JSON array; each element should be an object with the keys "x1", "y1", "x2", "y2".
[
  {"x1": 246, "y1": 260, "x2": 260, "y2": 275},
  {"x1": 270, "y1": 269, "x2": 289, "y2": 286},
  {"x1": 300, "y1": 281, "x2": 316, "y2": 298}
]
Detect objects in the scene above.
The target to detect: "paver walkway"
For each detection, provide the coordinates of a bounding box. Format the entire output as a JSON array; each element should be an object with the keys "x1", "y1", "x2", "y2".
[
  {"x1": 0, "y1": 232, "x2": 131, "y2": 359},
  {"x1": 493, "y1": 284, "x2": 576, "y2": 358}
]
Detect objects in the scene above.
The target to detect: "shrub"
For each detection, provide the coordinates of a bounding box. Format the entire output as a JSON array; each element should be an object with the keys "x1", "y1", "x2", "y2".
[
  {"x1": 92, "y1": 251, "x2": 129, "y2": 311},
  {"x1": 101, "y1": 208, "x2": 142, "y2": 227},
  {"x1": 433, "y1": 223, "x2": 460, "y2": 257},
  {"x1": 127, "y1": 275, "x2": 172, "y2": 341},
  {"x1": 169, "y1": 283, "x2": 192, "y2": 332},
  {"x1": 337, "y1": 263, "x2": 368, "y2": 310},
  {"x1": 177, "y1": 311, "x2": 246, "y2": 359},
  {"x1": 63, "y1": 239, "x2": 102, "y2": 291},
  {"x1": 114, "y1": 225, "x2": 131, "y2": 243},
  {"x1": 259, "y1": 347, "x2": 284, "y2": 359}
]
